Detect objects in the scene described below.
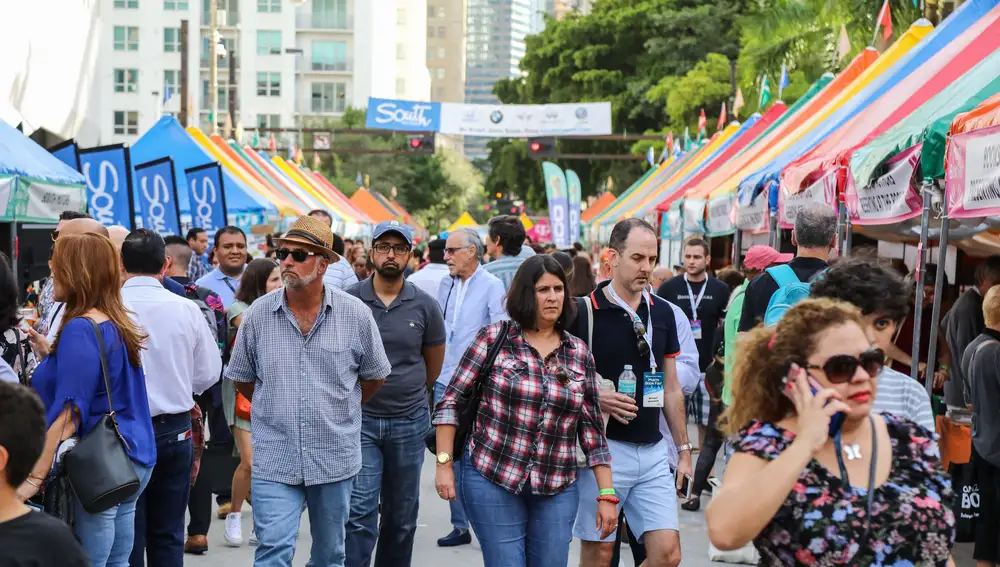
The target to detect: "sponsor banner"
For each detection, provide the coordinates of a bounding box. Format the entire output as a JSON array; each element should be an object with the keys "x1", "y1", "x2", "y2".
[
  {"x1": 735, "y1": 194, "x2": 767, "y2": 232},
  {"x1": 666, "y1": 208, "x2": 683, "y2": 241},
  {"x1": 48, "y1": 139, "x2": 81, "y2": 171},
  {"x1": 542, "y1": 162, "x2": 570, "y2": 248},
  {"x1": 79, "y1": 144, "x2": 135, "y2": 229},
  {"x1": 527, "y1": 217, "x2": 551, "y2": 243},
  {"x1": 778, "y1": 168, "x2": 837, "y2": 229},
  {"x1": 365, "y1": 98, "x2": 441, "y2": 131},
  {"x1": 184, "y1": 163, "x2": 228, "y2": 233},
  {"x1": 706, "y1": 192, "x2": 736, "y2": 236},
  {"x1": 682, "y1": 199, "x2": 707, "y2": 234},
  {"x1": 134, "y1": 157, "x2": 182, "y2": 236},
  {"x1": 566, "y1": 169, "x2": 582, "y2": 244},
  {"x1": 946, "y1": 124, "x2": 1000, "y2": 219},
  {"x1": 15, "y1": 179, "x2": 87, "y2": 223},
  {"x1": 845, "y1": 144, "x2": 922, "y2": 225},
  {"x1": 439, "y1": 102, "x2": 612, "y2": 137}
]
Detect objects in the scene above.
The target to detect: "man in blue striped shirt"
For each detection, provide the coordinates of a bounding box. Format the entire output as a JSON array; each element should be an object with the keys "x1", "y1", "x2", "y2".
[{"x1": 482, "y1": 215, "x2": 528, "y2": 290}]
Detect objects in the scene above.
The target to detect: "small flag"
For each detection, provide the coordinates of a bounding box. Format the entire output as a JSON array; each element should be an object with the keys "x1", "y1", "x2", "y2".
[
  {"x1": 234, "y1": 120, "x2": 244, "y2": 144},
  {"x1": 836, "y1": 24, "x2": 852, "y2": 62},
  {"x1": 223, "y1": 113, "x2": 233, "y2": 139},
  {"x1": 673, "y1": 139, "x2": 681, "y2": 156},
  {"x1": 682, "y1": 127, "x2": 691, "y2": 151},
  {"x1": 779, "y1": 63, "x2": 790, "y2": 98},
  {"x1": 364, "y1": 174, "x2": 370, "y2": 188},
  {"x1": 646, "y1": 146, "x2": 655, "y2": 166},
  {"x1": 295, "y1": 147, "x2": 304, "y2": 165},
  {"x1": 313, "y1": 152, "x2": 321, "y2": 169},
  {"x1": 659, "y1": 145, "x2": 670, "y2": 164},
  {"x1": 252, "y1": 132, "x2": 260, "y2": 148},
  {"x1": 268, "y1": 134, "x2": 276, "y2": 154},
  {"x1": 717, "y1": 102, "x2": 727, "y2": 131},
  {"x1": 356, "y1": 172, "x2": 363, "y2": 186},
  {"x1": 698, "y1": 109, "x2": 707, "y2": 134},
  {"x1": 733, "y1": 87, "x2": 745, "y2": 118},
  {"x1": 665, "y1": 131, "x2": 674, "y2": 155},
  {"x1": 759, "y1": 75, "x2": 772, "y2": 109},
  {"x1": 875, "y1": 0, "x2": 893, "y2": 43},
  {"x1": 288, "y1": 143, "x2": 296, "y2": 161},
  {"x1": 162, "y1": 87, "x2": 172, "y2": 105}
]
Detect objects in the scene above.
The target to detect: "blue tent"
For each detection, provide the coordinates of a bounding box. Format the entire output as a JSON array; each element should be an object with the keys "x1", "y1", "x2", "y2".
[
  {"x1": 0, "y1": 119, "x2": 86, "y2": 223},
  {"x1": 131, "y1": 116, "x2": 275, "y2": 218}
]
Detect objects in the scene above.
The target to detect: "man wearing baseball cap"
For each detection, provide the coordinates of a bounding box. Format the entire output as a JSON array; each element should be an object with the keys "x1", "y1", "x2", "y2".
[{"x1": 345, "y1": 221, "x2": 446, "y2": 567}]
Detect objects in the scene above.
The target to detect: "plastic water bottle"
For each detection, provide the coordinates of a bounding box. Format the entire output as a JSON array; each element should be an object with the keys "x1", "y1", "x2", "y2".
[{"x1": 618, "y1": 365, "x2": 637, "y2": 400}]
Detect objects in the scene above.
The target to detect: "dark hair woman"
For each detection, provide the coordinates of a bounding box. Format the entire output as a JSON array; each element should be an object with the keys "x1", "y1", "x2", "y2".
[
  {"x1": 433, "y1": 254, "x2": 616, "y2": 567},
  {"x1": 0, "y1": 252, "x2": 35, "y2": 384},
  {"x1": 706, "y1": 298, "x2": 956, "y2": 566},
  {"x1": 569, "y1": 255, "x2": 596, "y2": 297},
  {"x1": 222, "y1": 258, "x2": 280, "y2": 546}
]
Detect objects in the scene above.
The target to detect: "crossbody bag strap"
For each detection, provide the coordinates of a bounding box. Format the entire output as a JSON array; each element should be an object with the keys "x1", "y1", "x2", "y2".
[
  {"x1": 482, "y1": 321, "x2": 511, "y2": 374},
  {"x1": 585, "y1": 296, "x2": 594, "y2": 349},
  {"x1": 865, "y1": 414, "x2": 878, "y2": 530}
]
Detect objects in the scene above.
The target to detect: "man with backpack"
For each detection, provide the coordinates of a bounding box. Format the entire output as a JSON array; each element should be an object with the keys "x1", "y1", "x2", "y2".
[{"x1": 737, "y1": 203, "x2": 837, "y2": 332}]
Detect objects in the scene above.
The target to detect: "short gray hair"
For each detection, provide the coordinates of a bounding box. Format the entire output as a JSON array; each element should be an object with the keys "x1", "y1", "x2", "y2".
[
  {"x1": 457, "y1": 228, "x2": 485, "y2": 260},
  {"x1": 793, "y1": 203, "x2": 837, "y2": 248}
]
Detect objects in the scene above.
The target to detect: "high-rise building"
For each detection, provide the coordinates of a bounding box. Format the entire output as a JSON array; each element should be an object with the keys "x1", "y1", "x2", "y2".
[
  {"x1": 93, "y1": 0, "x2": 429, "y2": 145},
  {"x1": 554, "y1": 0, "x2": 593, "y2": 19},
  {"x1": 426, "y1": 0, "x2": 467, "y2": 155}
]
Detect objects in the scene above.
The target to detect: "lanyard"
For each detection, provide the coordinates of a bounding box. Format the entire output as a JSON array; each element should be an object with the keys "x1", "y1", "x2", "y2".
[
  {"x1": 222, "y1": 277, "x2": 237, "y2": 293},
  {"x1": 607, "y1": 284, "x2": 657, "y2": 371},
  {"x1": 684, "y1": 273, "x2": 707, "y2": 319}
]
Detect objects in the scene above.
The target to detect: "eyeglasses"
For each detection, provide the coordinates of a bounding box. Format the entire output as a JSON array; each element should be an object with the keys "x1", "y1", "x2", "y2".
[
  {"x1": 804, "y1": 348, "x2": 885, "y2": 384},
  {"x1": 444, "y1": 246, "x2": 471, "y2": 256},
  {"x1": 275, "y1": 248, "x2": 322, "y2": 263},
  {"x1": 373, "y1": 243, "x2": 411, "y2": 256},
  {"x1": 632, "y1": 319, "x2": 651, "y2": 359}
]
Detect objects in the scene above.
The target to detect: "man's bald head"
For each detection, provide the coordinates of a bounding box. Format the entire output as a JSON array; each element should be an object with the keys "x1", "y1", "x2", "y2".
[
  {"x1": 650, "y1": 265, "x2": 674, "y2": 291},
  {"x1": 59, "y1": 218, "x2": 109, "y2": 238},
  {"x1": 107, "y1": 226, "x2": 130, "y2": 251}
]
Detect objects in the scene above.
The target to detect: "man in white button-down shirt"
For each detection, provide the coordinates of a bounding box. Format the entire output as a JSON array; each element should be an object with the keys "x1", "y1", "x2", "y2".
[{"x1": 120, "y1": 229, "x2": 222, "y2": 567}]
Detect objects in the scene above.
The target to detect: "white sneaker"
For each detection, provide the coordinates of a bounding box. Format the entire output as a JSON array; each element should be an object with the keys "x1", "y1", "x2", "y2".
[
  {"x1": 224, "y1": 512, "x2": 243, "y2": 547},
  {"x1": 249, "y1": 530, "x2": 258, "y2": 547}
]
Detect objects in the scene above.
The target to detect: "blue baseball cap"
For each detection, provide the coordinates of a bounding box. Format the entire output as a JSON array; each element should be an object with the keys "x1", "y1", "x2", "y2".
[{"x1": 373, "y1": 220, "x2": 413, "y2": 246}]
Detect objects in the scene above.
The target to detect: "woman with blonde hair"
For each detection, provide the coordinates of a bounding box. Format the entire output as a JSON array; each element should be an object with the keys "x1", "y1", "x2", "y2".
[
  {"x1": 707, "y1": 298, "x2": 955, "y2": 566},
  {"x1": 23, "y1": 233, "x2": 155, "y2": 567}
]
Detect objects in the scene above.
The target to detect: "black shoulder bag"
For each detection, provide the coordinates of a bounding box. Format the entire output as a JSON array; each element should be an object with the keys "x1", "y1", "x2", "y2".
[
  {"x1": 64, "y1": 318, "x2": 141, "y2": 514},
  {"x1": 426, "y1": 321, "x2": 511, "y2": 456}
]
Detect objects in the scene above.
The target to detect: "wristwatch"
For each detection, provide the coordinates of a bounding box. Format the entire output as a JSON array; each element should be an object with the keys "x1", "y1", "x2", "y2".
[
  {"x1": 676, "y1": 443, "x2": 693, "y2": 453},
  {"x1": 436, "y1": 452, "x2": 453, "y2": 465}
]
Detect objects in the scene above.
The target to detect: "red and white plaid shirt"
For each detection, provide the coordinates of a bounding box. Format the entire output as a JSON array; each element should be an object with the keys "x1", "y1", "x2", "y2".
[{"x1": 433, "y1": 322, "x2": 611, "y2": 495}]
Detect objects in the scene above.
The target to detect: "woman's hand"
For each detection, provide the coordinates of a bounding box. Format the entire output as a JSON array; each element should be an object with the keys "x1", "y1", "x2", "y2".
[
  {"x1": 26, "y1": 328, "x2": 50, "y2": 360},
  {"x1": 435, "y1": 463, "x2": 457, "y2": 501},
  {"x1": 15, "y1": 478, "x2": 41, "y2": 502},
  {"x1": 596, "y1": 500, "x2": 618, "y2": 539},
  {"x1": 786, "y1": 364, "x2": 850, "y2": 455}
]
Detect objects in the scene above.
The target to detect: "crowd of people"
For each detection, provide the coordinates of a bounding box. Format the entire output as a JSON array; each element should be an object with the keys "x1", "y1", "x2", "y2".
[{"x1": 0, "y1": 201, "x2": 978, "y2": 567}]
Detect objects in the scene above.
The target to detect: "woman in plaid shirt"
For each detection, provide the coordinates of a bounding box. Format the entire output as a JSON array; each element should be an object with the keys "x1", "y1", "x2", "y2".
[{"x1": 433, "y1": 254, "x2": 617, "y2": 567}]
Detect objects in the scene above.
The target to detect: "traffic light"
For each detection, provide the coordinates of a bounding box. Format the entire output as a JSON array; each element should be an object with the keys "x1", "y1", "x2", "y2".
[
  {"x1": 527, "y1": 137, "x2": 556, "y2": 159},
  {"x1": 407, "y1": 134, "x2": 435, "y2": 154}
]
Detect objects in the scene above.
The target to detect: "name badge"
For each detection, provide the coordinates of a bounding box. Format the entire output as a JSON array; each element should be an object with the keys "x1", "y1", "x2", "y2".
[
  {"x1": 690, "y1": 319, "x2": 702, "y2": 340},
  {"x1": 643, "y1": 372, "x2": 664, "y2": 408}
]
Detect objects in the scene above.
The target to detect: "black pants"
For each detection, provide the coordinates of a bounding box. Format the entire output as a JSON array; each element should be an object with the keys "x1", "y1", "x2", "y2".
[
  {"x1": 186, "y1": 395, "x2": 234, "y2": 537},
  {"x1": 973, "y1": 447, "x2": 1000, "y2": 562},
  {"x1": 609, "y1": 512, "x2": 646, "y2": 567},
  {"x1": 691, "y1": 400, "x2": 725, "y2": 497}
]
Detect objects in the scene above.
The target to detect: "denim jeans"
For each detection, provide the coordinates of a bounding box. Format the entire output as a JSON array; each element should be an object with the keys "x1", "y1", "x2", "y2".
[
  {"x1": 345, "y1": 405, "x2": 429, "y2": 567},
  {"x1": 461, "y1": 456, "x2": 579, "y2": 567},
  {"x1": 432, "y1": 382, "x2": 468, "y2": 530},
  {"x1": 130, "y1": 412, "x2": 194, "y2": 567},
  {"x1": 74, "y1": 461, "x2": 153, "y2": 567},
  {"x1": 251, "y1": 476, "x2": 354, "y2": 567}
]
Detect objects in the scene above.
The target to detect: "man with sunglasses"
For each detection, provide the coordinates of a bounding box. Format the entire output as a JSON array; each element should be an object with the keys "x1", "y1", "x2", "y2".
[
  {"x1": 309, "y1": 209, "x2": 361, "y2": 291},
  {"x1": 36, "y1": 211, "x2": 96, "y2": 338},
  {"x1": 345, "y1": 221, "x2": 446, "y2": 567}
]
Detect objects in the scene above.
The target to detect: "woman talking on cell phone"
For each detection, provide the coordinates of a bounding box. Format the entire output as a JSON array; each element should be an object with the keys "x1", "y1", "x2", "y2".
[{"x1": 706, "y1": 299, "x2": 956, "y2": 566}]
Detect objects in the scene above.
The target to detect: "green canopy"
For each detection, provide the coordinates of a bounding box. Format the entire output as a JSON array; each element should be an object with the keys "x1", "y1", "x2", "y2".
[{"x1": 850, "y1": 49, "x2": 1000, "y2": 188}]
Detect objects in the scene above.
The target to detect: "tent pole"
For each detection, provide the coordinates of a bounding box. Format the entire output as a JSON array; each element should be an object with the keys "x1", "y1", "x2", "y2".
[
  {"x1": 911, "y1": 183, "x2": 932, "y2": 382},
  {"x1": 925, "y1": 183, "x2": 949, "y2": 397},
  {"x1": 9, "y1": 179, "x2": 16, "y2": 283},
  {"x1": 844, "y1": 219, "x2": 853, "y2": 256},
  {"x1": 835, "y1": 202, "x2": 845, "y2": 255},
  {"x1": 768, "y1": 212, "x2": 778, "y2": 248},
  {"x1": 733, "y1": 228, "x2": 743, "y2": 271}
]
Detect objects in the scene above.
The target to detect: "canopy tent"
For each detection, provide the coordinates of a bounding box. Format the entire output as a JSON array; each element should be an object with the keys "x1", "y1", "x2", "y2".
[
  {"x1": 228, "y1": 143, "x2": 326, "y2": 213},
  {"x1": 585, "y1": 166, "x2": 662, "y2": 228},
  {"x1": 581, "y1": 192, "x2": 617, "y2": 223},
  {"x1": 447, "y1": 211, "x2": 479, "y2": 232},
  {"x1": 198, "y1": 133, "x2": 311, "y2": 214},
  {"x1": 269, "y1": 156, "x2": 345, "y2": 219},
  {"x1": 305, "y1": 169, "x2": 376, "y2": 225},
  {"x1": 284, "y1": 160, "x2": 360, "y2": 222},
  {"x1": 0, "y1": 118, "x2": 85, "y2": 224},
  {"x1": 351, "y1": 188, "x2": 399, "y2": 223},
  {"x1": 951, "y1": 92, "x2": 1000, "y2": 134}
]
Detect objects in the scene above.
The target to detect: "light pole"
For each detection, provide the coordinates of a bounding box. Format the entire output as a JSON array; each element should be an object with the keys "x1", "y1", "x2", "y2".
[{"x1": 209, "y1": 0, "x2": 218, "y2": 134}]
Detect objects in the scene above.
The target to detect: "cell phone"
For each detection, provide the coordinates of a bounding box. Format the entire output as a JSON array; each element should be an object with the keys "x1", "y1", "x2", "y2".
[
  {"x1": 810, "y1": 383, "x2": 845, "y2": 438},
  {"x1": 677, "y1": 473, "x2": 693, "y2": 500}
]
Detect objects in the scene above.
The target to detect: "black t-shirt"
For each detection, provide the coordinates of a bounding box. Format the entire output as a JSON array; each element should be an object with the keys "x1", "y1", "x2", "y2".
[
  {"x1": 656, "y1": 275, "x2": 730, "y2": 371},
  {"x1": 567, "y1": 281, "x2": 681, "y2": 445},
  {"x1": 737, "y1": 257, "x2": 829, "y2": 332},
  {"x1": 0, "y1": 510, "x2": 89, "y2": 567}
]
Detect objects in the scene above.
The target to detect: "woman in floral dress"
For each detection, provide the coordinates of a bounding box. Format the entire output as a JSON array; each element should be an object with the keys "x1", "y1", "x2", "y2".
[{"x1": 706, "y1": 298, "x2": 955, "y2": 566}]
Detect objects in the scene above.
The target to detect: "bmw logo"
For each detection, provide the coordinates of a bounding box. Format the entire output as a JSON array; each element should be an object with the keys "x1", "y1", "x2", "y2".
[
  {"x1": 575, "y1": 107, "x2": 588, "y2": 119},
  {"x1": 490, "y1": 110, "x2": 504, "y2": 124}
]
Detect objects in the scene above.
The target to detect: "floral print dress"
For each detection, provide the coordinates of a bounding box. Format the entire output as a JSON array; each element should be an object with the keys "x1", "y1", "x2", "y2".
[{"x1": 733, "y1": 413, "x2": 955, "y2": 566}]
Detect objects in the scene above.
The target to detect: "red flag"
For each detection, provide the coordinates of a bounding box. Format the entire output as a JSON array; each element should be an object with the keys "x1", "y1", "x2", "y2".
[
  {"x1": 665, "y1": 132, "x2": 674, "y2": 154},
  {"x1": 717, "y1": 102, "x2": 727, "y2": 131},
  {"x1": 313, "y1": 152, "x2": 321, "y2": 170},
  {"x1": 698, "y1": 109, "x2": 707, "y2": 132},
  {"x1": 877, "y1": 0, "x2": 892, "y2": 41},
  {"x1": 268, "y1": 134, "x2": 277, "y2": 154}
]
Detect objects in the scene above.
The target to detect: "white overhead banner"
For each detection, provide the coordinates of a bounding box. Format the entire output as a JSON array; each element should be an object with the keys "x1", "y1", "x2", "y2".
[{"x1": 438, "y1": 102, "x2": 612, "y2": 137}]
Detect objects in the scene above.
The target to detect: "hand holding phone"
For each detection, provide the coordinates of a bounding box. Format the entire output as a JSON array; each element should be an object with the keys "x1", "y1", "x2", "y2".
[
  {"x1": 783, "y1": 362, "x2": 852, "y2": 455},
  {"x1": 677, "y1": 473, "x2": 694, "y2": 500}
]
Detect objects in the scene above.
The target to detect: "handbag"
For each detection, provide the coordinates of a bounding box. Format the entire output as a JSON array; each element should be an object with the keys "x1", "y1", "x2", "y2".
[
  {"x1": 63, "y1": 318, "x2": 141, "y2": 514},
  {"x1": 235, "y1": 392, "x2": 252, "y2": 421},
  {"x1": 426, "y1": 321, "x2": 511, "y2": 456}
]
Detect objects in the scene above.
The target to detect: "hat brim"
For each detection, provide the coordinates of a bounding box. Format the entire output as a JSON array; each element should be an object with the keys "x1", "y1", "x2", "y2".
[
  {"x1": 273, "y1": 236, "x2": 336, "y2": 260},
  {"x1": 773, "y1": 253, "x2": 794, "y2": 264}
]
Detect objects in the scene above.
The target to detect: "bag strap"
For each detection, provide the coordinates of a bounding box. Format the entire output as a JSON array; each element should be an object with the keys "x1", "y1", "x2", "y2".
[
  {"x1": 83, "y1": 318, "x2": 115, "y2": 417},
  {"x1": 12, "y1": 328, "x2": 27, "y2": 385},
  {"x1": 585, "y1": 296, "x2": 594, "y2": 348},
  {"x1": 481, "y1": 321, "x2": 511, "y2": 375},
  {"x1": 765, "y1": 265, "x2": 800, "y2": 289}
]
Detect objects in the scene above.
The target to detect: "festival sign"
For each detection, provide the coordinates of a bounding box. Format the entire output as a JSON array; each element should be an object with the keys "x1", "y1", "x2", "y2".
[
  {"x1": 659, "y1": 211, "x2": 671, "y2": 239},
  {"x1": 134, "y1": 157, "x2": 182, "y2": 236},
  {"x1": 527, "y1": 217, "x2": 551, "y2": 243},
  {"x1": 706, "y1": 192, "x2": 736, "y2": 236},
  {"x1": 48, "y1": 139, "x2": 81, "y2": 171},
  {"x1": 11, "y1": 179, "x2": 87, "y2": 224},
  {"x1": 845, "y1": 144, "x2": 923, "y2": 225},
  {"x1": 682, "y1": 199, "x2": 707, "y2": 234},
  {"x1": 566, "y1": 169, "x2": 582, "y2": 244},
  {"x1": 735, "y1": 193, "x2": 768, "y2": 232},
  {"x1": 946, "y1": 124, "x2": 1000, "y2": 219},
  {"x1": 666, "y1": 207, "x2": 683, "y2": 241},
  {"x1": 778, "y1": 168, "x2": 837, "y2": 229},
  {"x1": 364, "y1": 98, "x2": 441, "y2": 132},
  {"x1": 542, "y1": 161, "x2": 570, "y2": 248},
  {"x1": 184, "y1": 162, "x2": 228, "y2": 232},
  {"x1": 79, "y1": 144, "x2": 135, "y2": 229}
]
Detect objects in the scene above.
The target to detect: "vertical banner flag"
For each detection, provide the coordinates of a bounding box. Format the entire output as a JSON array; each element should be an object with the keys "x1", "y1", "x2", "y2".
[
  {"x1": 698, "y1": 109, "x2": 707, "y2": 136},
  {"x1": 779, "y1": 63, "x2": 789, "y2": 98},
  {"x1": 759, "y1": 76, "x2": 772, "y2": 109},
  {"x1": 542, "y1": 162, "x2": 570, "y2": 248},
  {"x1": 48, "y1": 140, "x2": 81, "y2": 172},
  {"x1": 566, "y1": 169, "x2": 582, "y2": 244},
  {"x1": 875, "y1": 0, "x2": 893, "y2": 43},
  {"x1": 134, "y1": 157, "x2": 183, "y2": 236},
  {"x1": 79, "y1": 144, "x2": 135, "y2": 229},
  {"x1": 185, "y1": 163, "x2": 228, "y2": 232},
  {"x1": 733, "y1": 87, "x2": 745, "y2": 118},
  {"x1": 717, "y1": 103, "x2": 727, "y2": 132},
  {"x1": 646, "y1": 146, "x2": 655, "y2": 166}
]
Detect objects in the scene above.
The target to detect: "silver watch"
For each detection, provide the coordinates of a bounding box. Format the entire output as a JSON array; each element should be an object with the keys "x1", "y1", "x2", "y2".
[{"x1": 676, "y1": 443, "x2": 693, "y2": 453}]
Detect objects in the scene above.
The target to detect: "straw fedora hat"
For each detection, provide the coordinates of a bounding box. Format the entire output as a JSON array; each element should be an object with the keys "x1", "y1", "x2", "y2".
[{"x1": 274, "y1": 215, "x2": 337, "y2": 260}]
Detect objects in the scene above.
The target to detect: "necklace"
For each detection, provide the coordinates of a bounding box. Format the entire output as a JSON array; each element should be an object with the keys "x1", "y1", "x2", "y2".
[{"x1": 842, "y1": 443, "x2": 862, "y2": 461}]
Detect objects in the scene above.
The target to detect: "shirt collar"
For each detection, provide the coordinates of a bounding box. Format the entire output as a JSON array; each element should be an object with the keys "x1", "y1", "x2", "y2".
[
  {"x1": 984, "y1": 328, "x2": 1000, "y2": 342},
  {"x1": 359, "y1": 277, "x2": 416, "y2": 304},
  {"x1": 508, "y1": 321, "x2": 578, "y2": 352},
  {"x1": 273, "y1": 286, "x2": 333, "y2": 314},
  {"x1": 212, "y1": 267, "x2": 243, "y2": 280},
  {"x1": 123, "y1": 275, "x2": 165, "y2": 289}
]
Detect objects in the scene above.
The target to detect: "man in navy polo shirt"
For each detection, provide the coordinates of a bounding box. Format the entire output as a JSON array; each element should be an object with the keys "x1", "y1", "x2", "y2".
[{"x1": 570, "y1": 218, "x2": 690, "y2": 567}]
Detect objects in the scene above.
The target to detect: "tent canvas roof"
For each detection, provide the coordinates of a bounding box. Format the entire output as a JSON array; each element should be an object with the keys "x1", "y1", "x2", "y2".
[
  {"x1": 581, "y1": 192, "x2": 617, "y2": 223},
  {"x1": 228, "y1": 143, "x2": 324, "y2": 212},
  {"x1": 0, "y1": 119, "x2": 83, "y2": 185},
  {"x1": 447, "y1": 211, "x2": 478, "y2": 231},
  {"x1": 200, "y1": 134, "x2": 309, "y2": 213},
  {"x1": 351, "y1": 188, "x2": 397, "y2": 223},
  {"x1": 306, "y1": 170, "x2": 375, "y2": 224}
]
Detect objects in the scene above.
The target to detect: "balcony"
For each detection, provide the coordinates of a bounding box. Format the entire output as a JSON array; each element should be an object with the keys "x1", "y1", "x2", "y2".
[
  {"x1": 202, "y1": 9, "x2": 240, "y2": 27},
  {"x1": 296, "y1": 59, "x2": 352, "y2": 73},
  {"x1": 295, "y1": 13, "x2": 353, "y2": 31}
]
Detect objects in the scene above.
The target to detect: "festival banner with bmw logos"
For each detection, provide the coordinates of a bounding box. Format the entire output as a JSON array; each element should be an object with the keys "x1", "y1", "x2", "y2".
[
  {"x1": 542, "y1": 162, "x2": 570, "y2": 248},
  {"x1": 79, "y1": 144, "x2": 136, "y2": 229},
  {"x1": 184, "y1": 162, "x2": 228, "y2": 233},
  {"x1": 134, "y1": 157, "x2": 182, "y2": 236}
]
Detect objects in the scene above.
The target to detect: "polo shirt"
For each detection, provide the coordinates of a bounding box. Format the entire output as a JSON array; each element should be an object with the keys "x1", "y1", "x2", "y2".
[
  {"x1": 346, "y1": 278, "x2": 446, "y2": 418},
  {"x1": 196, "y1": 267, "x2": 244, "y2": 309},
  {"x1": 737, "y1": 257, "x2": 828, "y2": 332},
  {"x1": 568, "y1": 280, "x2": 680, "y2": 445}
]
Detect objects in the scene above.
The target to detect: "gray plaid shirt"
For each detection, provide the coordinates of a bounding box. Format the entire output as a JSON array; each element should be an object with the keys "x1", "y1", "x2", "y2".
[{"x1": 226, "y1": 286, "x2": 391, "y2": 486}]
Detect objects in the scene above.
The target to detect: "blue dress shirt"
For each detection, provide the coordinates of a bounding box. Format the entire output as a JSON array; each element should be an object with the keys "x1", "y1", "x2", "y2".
[
  {"x1": 196, "y1": 268, "x2": 243, "y2": 309},
  {"x1": 436, "y1": 265, "x2": 507, "y2": 386}
]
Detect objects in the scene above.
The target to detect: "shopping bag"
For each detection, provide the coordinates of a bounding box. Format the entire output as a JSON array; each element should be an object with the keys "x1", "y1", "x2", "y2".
[{"x1": 950, "y1": 461, "x2": 979, "y2": 543}]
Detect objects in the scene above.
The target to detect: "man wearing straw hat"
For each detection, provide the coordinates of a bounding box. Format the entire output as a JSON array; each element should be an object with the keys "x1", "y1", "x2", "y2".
[{"x1": 227, "y1": 215, "x2": 391, "y2": 567}]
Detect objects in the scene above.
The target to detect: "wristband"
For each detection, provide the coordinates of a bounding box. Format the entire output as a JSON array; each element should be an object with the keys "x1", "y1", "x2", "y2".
[
  {"x1": 596, "y1": 495, "x2": 620, "y2": 505},
  {"x1": 599, "y1": 488, "x2": 616, "y2": 496},
  {"x1": 939, "y1": 365, "x2": 950, "y2": 371}
]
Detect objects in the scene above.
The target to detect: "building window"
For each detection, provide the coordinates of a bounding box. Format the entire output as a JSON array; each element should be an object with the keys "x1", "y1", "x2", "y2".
[
  {"x1": 202, "y1": 36, "x2": 238, "y2": 65},
  {"x1": 312, "y1": 0, "x2": 348, "y2": 29},
  {"x1": 427, "y1": 5, "x2": 435, "y2": 19},
  {"x1": 257, "y1": 30, "x2": 282, "y2": 55},
  {"x1": 163, "y1": 0, "x2": 188, "y2": 9},
  {"x1": 257, "y1": 0, "x2": 280, "y2": 12},
  {"x1": 163, "y1": 70, "x2": 180, "y2": 97},
  {"x1": 113, "y1": 69, "x2": 139, "y2": 93},
  {"x1": 396, "y1": 44, "x2": 405, "y2": 60},
  {"x1": 113, "y1": 111, "x2": 139, "y2": 135},
  {"x1": 114, "y1": 0, "x2": 138, "y2": 8},
  {"x1": 396, "y1": 78, "x2": 405, "y2": 95},
  {"x1": 257, "y1": 114, "x2": 281, "y2": 130},
  {"x1": 202, "y1": 0, "x2": 239, "y2": 26},
  {"x1": 311, "y1": 41, "x2": 348, "y2": 71},
  {"x1": 164, "y1": 28, "x2": 182, "y2": 52},
  {"x1": 201, "y1": 79, "x2": 234, "y2": 110},
  {"x1": 437, "y1": 47, "x2": 446, "y2": 59},
  {"x1": 436, "y1": 68, "x2": 446, "y2": 80},
  {"x1": 113, "y1": 26, "x2": 139, "y2": 51},
  {"x1": 311, "y1": 82, "x2": 346, "y2": 113},
  {"x1": 427, "y1": 26, "x2": 435, "y2": 38},
  {"x1": 256, "y1": 72, "x2": 281, "y2": 97},
  {"x1": 437, "y1": 26, "x2": 446, "y2": 38}
]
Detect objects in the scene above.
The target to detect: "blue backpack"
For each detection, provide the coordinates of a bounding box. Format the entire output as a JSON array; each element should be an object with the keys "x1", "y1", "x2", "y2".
[{"x1": 762, "y1": 265, "x2": 814, "y2": 327}]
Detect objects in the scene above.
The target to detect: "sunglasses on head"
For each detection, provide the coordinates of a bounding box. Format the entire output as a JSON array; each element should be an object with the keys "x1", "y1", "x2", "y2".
[
  {"x1": 804, "y1": 347, "x2": 885, "y2": 384},
  {"x1": 275, "y1": 248, "x2": 321, "y2": 262}
]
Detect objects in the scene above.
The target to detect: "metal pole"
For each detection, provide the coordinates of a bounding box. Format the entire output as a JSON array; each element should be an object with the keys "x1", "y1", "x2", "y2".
[
  {"x1": 835, "y1": 202, "x2": 845, "y2": 254},
  {"x1": 911, "y1": 183, "x2": 932, "y2": 382},
  {"x1": 228, "y1": 52, "x2": 236, "y2": 133},
  {"x1": 844, "y1": 219, "x2": 853, "y2": 256},
  {"x1": 179, "y1": 19, "x2": 188, "y2": 127},
  {"x1": 925, "y1": 184, "x2": 950, "y2": 397},
  {"x1": 733, "y1": 229, "x2": 743, "y2": 271},
  {"x1": 209, "y1": 0, "x2": 218, "y2": 135},
  {"x1": 768, "y1": 212, "x2": 778, "y2": 248}
]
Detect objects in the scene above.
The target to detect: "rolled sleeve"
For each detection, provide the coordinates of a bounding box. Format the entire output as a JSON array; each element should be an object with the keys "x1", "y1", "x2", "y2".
[
  {"x1": 357, "y1": 308, "x2": 391, "y2": 381},
  {"x1": 579, "y1": 353, "x2": 612, "y2": 467},
  {"x1": 432, "y1": 324, "x2": 492, "y2": 427},
  {"x1": 225, "y1": 308, "x2": 258, "y2": 384},
  {"x1": 671, "y1": 306, "x2": 701, "y2": 395}
]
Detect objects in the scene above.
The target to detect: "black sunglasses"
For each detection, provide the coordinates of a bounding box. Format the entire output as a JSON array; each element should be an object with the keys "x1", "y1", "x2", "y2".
[
  {"x1": 804, "y1": 348, "x2": 885, "y2": 384},
  {"x1": 632, "y1": 319, "x2": 651, "y2": 359},
  {"x1": 275, "y1": 248, "x2": 322, "y2": 262}
]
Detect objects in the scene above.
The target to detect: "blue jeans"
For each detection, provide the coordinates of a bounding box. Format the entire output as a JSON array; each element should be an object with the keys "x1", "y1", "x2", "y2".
[
  {"x1": 433, "y1": 381, "x2": 468, "y2": 530},
  {"x1": 130, "y1": 412, "x2": 193, "y2": 567},
  {"x1": 345, "y1": 406, "x2": 429, "y2": 567},
  {"x1": 74, "y1": 461, "x2": 153, "y2": 567},
  {"x1": 251, "y1": 476, "x2": 354, "y2": 567},
  {"x1": 461, "y1": 456, "x2": 579, "y2": 567}
]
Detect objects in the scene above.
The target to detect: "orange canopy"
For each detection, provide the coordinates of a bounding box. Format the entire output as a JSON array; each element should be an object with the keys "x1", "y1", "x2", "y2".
[
  {"x1": 582, "y1": 193, "x2": 617, "y2": 223},
  {"x1": 951, "y1": 92, "x2": 1000, "y2": 135},
  {"x1": 351, "y1": 188, "x2": 398, "y2": 223}
]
